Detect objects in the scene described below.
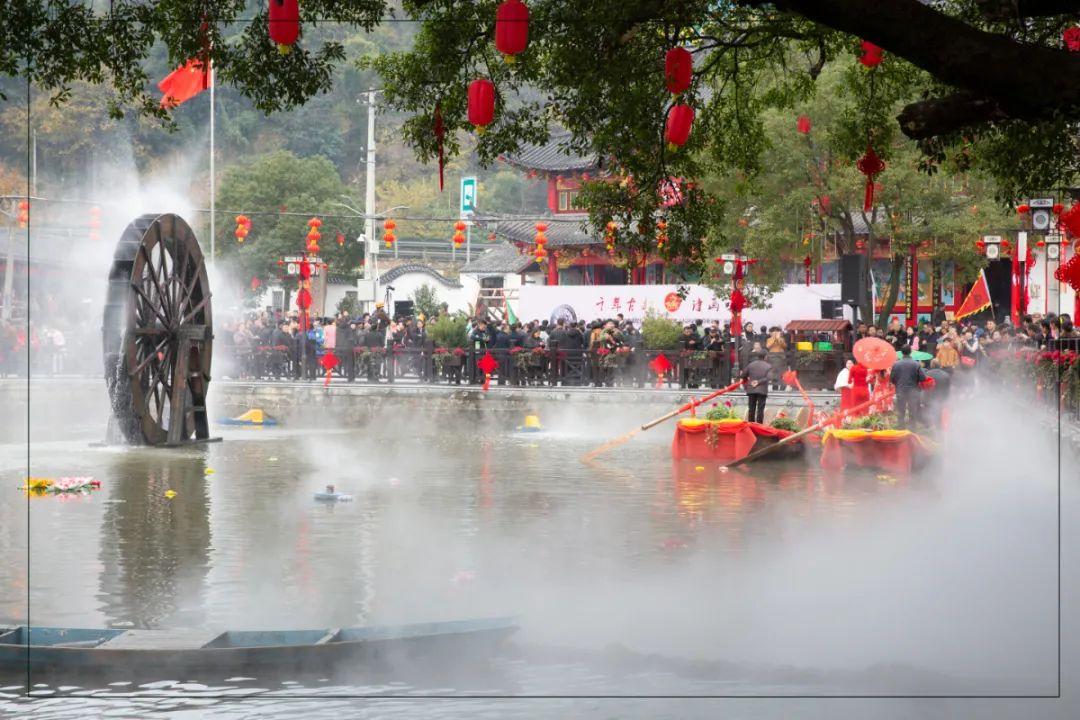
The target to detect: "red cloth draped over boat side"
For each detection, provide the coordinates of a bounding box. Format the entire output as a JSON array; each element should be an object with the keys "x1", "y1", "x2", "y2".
[
  {"x1": 819, "y1": 430, "x2": 929, "y2": 473},
  {"x1": 672, "y1": 420, "x2": 793, "y2": 462}
]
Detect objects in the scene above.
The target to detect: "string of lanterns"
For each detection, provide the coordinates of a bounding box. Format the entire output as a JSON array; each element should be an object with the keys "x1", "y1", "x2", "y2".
[
  {"x1": 534, "y1": 222, "x2": 547, "y2": 262},
  {"x1": 305, "y1": 216, "x2": 321, "y2": 253},
  {"x1": 16, "y1": 200, "x2": 29, "y2": 229},
  {"x1": 604, "y1": 221, "x2": 617, "y2": 255},
  {"x1": 234, "y1": 214, "x2": 252, "y2": 243},
  {"x1": 383, "y1": 218, "x2": 396, "y2": 248},
  {"x1": 655, "y1": 220, "x2": 668, "y2": 251},
  {"x1": 453, "y1": 220, "x2": 467, "y2": 248}
]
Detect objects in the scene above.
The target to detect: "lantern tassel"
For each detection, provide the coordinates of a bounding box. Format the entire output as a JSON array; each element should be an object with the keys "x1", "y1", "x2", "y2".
[
  {"x1": 483, "y1": 373, "x2": 491, "y2": 392},
  {"x1": 434, "y1": 101, "x2": 445, "y2": 192},
  {"x1": 863, "y1": 180, "x2": 874, "y2": 212}
]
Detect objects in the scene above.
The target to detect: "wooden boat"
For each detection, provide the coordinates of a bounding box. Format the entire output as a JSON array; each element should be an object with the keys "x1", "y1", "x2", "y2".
[
  {"x1": 671, "y1": 418, "x2": 804, "y2": 463},
  {"x1": 0, "y1": 617, "x2": 517, "y2": 682},
  {"x1": 819, "y1": 428, "x2": 935, "y2": 474}
]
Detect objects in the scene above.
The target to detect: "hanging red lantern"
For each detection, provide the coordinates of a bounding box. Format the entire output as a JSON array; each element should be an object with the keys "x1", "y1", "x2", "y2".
[
  {"x1": 495, "y1": 0, "x2": 529, "y2": 63},
  {"x1": 855, "y1": 238, "x2": 867, "y2": 251},
  {"x1": 468, "y1": 79, "x2": 496, "y2": 133},
  {"x1": 88, "y1": 206, "x2": 101, "y2": 241},
  {"x1": 604, "y1": 221, "x2": 616, "y2": 254},
  {"x1": 664, "y1": 47, "x2": 693, "y2": 95},
  {"x1": 803, "y1": 255, "x2": 812, "y2": 286},
  {"x1": 234, "y1": 214, "x2": 251, "y2": 243},
  {"x1": 655, "y1": 220, "x2": 668, "y2": 251},
  {"x1": 1035, "y1": 239, "x2": 1046, "y2": 248},
  {"x1": 1016, "y1": 203, "x2": 1030, "y2": 214},
  {"x1": 975, "y1": 239, "x2": 986, "y2": 252},
  {"x1": 858, "y1": 40, "x2": 883, "y2": 67},
  {"x1": 665, "y1": 104, "x2": 694, "y2": 149},
  {"x1": 1059, "y1": 203, "x2": 1080, "y2": 238},
  {"x1": 1064, "y1": 26, "x2": 1080, "y2": 52},
  {"x1": 251, "y1": 276, "x2": 262, "y2": 292},
  {"x1": 335, "y1": 231, "x2": 345, "y2": 246},
  {"x1": 452, "y1": 220, "x2": 468, "y2": 248},
  {"x1": 796, "y1": 115, "x2": 811, "y2": 134},
  {"x1": 856, "y1": 144, "x2": 886, "y2": 211},
  {"x1": 268, "y1": 0, "x2": 299, "y2": 54},
  {"x1": 1053, "y1": 203, "x2": 1064, "y2": 215},
  {"x1": 296, "y1": 287, "x2": 312, "y2": 310},
  {"x1": 299, "y1": 258, "x2": 312, "y2": 279},
  {"x1": 16, "y1": 200, "x2": 29, "y2": 229},
  {"x1": 383, "y1": 218, "x2": 397, "y2": 248}
]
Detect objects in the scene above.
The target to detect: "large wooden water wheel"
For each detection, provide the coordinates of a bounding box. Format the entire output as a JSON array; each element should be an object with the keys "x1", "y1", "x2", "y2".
[{"x1": 102, "y1": 214, "x2": 213, "y2": 446}]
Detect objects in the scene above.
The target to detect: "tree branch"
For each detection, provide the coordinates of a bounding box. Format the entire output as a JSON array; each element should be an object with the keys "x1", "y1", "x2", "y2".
[
  {"x1": 774, "y1": 0, "x2": 1080, "y2": 135},
  {"x1": 896, "y1": 92, "x2": 1013, "y2": 139},
  {"x1": 975, "y1": 0, "x2": 1080, "y2": 20}
]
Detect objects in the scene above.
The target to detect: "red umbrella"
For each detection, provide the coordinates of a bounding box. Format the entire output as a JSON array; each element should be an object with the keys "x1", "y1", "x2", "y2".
[{"x1": 852, "y1": 337, "x2": 897, "y2": 371}]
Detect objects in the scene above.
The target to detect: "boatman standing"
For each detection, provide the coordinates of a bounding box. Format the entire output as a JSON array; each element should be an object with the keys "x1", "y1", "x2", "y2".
[{"x1": 741, "y1": 351, "x2": 772, "y2": 424}]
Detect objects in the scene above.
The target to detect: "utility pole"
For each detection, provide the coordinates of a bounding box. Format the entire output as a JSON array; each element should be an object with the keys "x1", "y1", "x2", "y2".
[
  {"x1": 209, "y1": 60, "x2": 216, "y2": 266},
  {"x1": 364, "y1": 90, "x2": 377, "y2": 279}
]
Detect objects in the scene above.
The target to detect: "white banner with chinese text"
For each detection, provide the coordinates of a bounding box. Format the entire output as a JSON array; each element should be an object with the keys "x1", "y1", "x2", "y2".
[{"x1": 516, "y1": 283, "x2": 843, "y2": 327}]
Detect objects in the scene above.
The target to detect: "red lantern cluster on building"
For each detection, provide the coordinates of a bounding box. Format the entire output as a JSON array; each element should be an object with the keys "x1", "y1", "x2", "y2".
[
  {"x1": 268, "y1": 0, "x2": 299, "y2": 54},
  {"x1": 453, "y1": 220, "x2": 467, "y2": 248},
  {"x1": 655, "y1": 220, "x2": 668, "y2": 251},
  {"x1": 305, "y1": 217, "x2": 321, "y2": 253},
  {"x1": 495, "y1": 0, "x2": 529, "y2": 63},
  {"x1": 16, "y1": 200, "x2": 29, "y2": 229},
  {"x1": 664, "y1": 47, "x2": 693, "y2": 95},
  {"x1": 88, "y1": 206, "x2": 101, "y2": 241},
  {"x1": 235, "y1": 214, "x2": 252, "y2": 243},
  {"x1": 665, "y1": 105, "x2": 694, "y2": 150},
  {"x1": 604, "y1": 221, "x2": 616, "y2": 255},
  {"x1": 534, "y1": 222, "x2": 548, "y2": 261}
]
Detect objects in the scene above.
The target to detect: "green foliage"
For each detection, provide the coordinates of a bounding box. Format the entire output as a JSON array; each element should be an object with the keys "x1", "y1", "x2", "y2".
[
  {"x1": 845, "y1": 412, "x2": 896, "y2": 431},
  {"x1": 336, "y1": 294, "x2": 360, "y2": 316},
  {"x1": 410, "y1": 283, "x2": 440, "y2": 319},
  {"x1": 641, "y1": 313, "x2": 682, "y2": 351},
  {"x1": 770, "y1": 416, "x2": 800, "y2": 432},
  {"x1": 427, "y1": 314, "x2": 469, "y2": 349},
  {"x1": 705, "y1": 404, "x2": 740, "y2": 421},
  {"x1": 214, "y1": 150, "x2": 364, "y2": 280}
]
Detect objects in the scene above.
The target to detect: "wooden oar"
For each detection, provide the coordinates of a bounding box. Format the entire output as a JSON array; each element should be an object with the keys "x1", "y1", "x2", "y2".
[
  {"x1": 722, "y1": 389, "x2": 895, "y2": 470},
  {"x1": 640, "y1": 380, "x2": 745, "y2": 430},
  {"x1": 580, "y1": 380, "x2": 745, "y2": 463}
]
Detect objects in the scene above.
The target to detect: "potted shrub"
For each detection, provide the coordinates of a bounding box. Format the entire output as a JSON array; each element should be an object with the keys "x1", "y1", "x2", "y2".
[{"x1": 641, "y1": 313, "x2": 683, "y2": 352}]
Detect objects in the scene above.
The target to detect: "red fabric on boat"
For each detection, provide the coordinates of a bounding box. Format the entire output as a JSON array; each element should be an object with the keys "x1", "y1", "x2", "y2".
[
  {"x1": 672, "y1": 421, "x2": 793, "y2": 461},
  {"x1": 819, "y1": 430, "x2": 926, "y2": 473}
]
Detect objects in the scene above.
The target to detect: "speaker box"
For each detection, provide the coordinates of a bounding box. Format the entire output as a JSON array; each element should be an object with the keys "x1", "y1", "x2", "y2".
[
  {"x1": 840, "y1": 254, "x2": 867, "y2": 306},
  {"x1": 394, "y1": 300, "x2": 414, "y2": 318},
  {"x1": 820, "y1": 299, "x2": 844, "y2": 319}
]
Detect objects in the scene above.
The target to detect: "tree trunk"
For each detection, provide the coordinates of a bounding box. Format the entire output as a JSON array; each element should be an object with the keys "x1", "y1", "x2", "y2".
[{"x1": 876, "y1": 254, "x2": 903, "y2": 328}]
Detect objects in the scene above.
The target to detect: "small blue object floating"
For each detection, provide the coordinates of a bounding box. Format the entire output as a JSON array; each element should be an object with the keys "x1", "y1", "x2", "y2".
[
  {"x1": 314, "y1": 486, "x2": 353, "y2": 502},
  {"x1": 217, "y1": 409, "x2": 278, "y2": 426}
]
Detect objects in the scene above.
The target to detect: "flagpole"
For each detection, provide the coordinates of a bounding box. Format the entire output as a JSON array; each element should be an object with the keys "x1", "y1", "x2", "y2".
[{"x1": 209, "y1": 59, "x2": 215, "y2": 267}]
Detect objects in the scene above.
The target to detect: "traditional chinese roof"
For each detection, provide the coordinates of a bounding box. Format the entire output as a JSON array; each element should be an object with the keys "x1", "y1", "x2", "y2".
[
  {"x1": 460, "y1": 243, "x2": 536, "y2": 275},
  {"x1": 785, "y1": 319, "x2": 852, "y2": 332},
  {"x1": 377, "y1": 264, "x2": 462, "y2": 288},
  {"x1": 484, "y1": 214, "x2": 601, "y2": 248},
  {"x1": 501, "y1": 129, "x2": 600, "y2": 173}
]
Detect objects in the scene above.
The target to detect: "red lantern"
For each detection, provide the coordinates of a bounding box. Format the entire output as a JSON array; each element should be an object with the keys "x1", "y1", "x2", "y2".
[
  {"x1": 1059, "y1": 203, "x2": 1080, "y2": 238},
  {"x1": 296, "y1": 287, "x2": 312, "y2": 310},
  {"x1": 858, "y1": 40, "x2": 883, "y2": 67},
  {"x1": 664, "y1": 47, "x2": 693, "y2": 95},
  {"x1": 268, "y1": 0, "x2": 299, "y2": 54},
  {"x1": 16, "y1": 200, "x2": 29, "y2": 229},
  {"x1": 665, "y1": 104, "x2": 694, "y2": 149},
  {"x1": 234, "y1": 214, "x2": 251, "y2": 243},
  {"x1": 88, "y1": 206, "x2": 101, "y2": 241},
  {"x1": 1064, "y1": 26, "x2": 1080, "y2": 52},
  {"x1": 495, "y1": 0, "x2": 529, "y2": 63},
  {"x1": 1036, "y1": 239, "x2": 1046, "y2": 248},
  {"x1": 796, "y1": 115, "x2": 811, "y2": 134},
  {"x1": 975, "y1": 239, "x2": 986, "y2": 252},
  {"x1": 383, "y1": 218, "x2": 397, "y2": 248},
  {"x1": 251, "y1": 276, "x2": 262, "y2": 292},
  {"x1": 335, "y1": 231, "x2": 345, "y2": 246},
  {"x1": 803, "y1": 255, "x2": 812, "y2": 286},
  {"x1": 855, "y1": 238, "x2": 867, "y2": 251},
  {"x1": 1053, "y1": 203, "x2": 1064, "y2": 215},
  {"x1": 655, "y1": 220, "x2": 668, "y2": 251},
  {"x1": 1016, "y1": 203, "x2": 1030, "y2": 214},
  {"x1": 299, "y1": 259, "x2": 312, "y2": 279},
  {"x1": 468, "y1": 79, "x2": 496, "y2": 132}
]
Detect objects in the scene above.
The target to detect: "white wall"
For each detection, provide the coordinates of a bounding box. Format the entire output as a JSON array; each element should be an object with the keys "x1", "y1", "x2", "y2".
[{"x1": 377, "y1": 271, "x2": 471, "y2": 315}]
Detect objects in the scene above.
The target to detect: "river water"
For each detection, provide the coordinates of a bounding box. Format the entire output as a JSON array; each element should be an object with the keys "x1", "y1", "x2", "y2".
[{"x1": 0, "y1": 387, "x2": 1075, "y2": 718}]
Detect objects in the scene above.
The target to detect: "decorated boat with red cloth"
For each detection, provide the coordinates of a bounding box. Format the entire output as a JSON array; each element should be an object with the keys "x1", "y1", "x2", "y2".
[
  {"x1": 819, "y1": 428, "x2": 934, "y2": 474},
  {"x1": 672, "y1": 418, "x2": 805, "y2": 463}
]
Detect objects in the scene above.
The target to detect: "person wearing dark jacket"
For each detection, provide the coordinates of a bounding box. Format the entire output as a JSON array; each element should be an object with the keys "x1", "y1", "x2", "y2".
[
  {"x1": 337, "y1": 315, "x2": 356, "y2": 382},
  {"x1": 923, "y1": 359, "x2": 951, "y2": 428},
  {"x1": 890, "y1": 346, "x2": 927, "y2": 428},
  {"x1": 740, "y1": 351, "x2": 772, "y2": 424}
]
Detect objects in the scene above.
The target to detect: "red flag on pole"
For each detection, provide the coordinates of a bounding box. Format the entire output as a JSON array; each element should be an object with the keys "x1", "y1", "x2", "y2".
[
  {"x1": 158, "y1": 59, "x2": 211, "y2": 108},
  {"x1": 954, "y1": 269, "x2": 992, "y2": 321}
]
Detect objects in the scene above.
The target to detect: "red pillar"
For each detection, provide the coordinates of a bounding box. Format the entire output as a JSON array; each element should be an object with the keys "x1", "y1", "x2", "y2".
[{"x1": 547, "y1": 253, "x2": 559, "y2": 285}]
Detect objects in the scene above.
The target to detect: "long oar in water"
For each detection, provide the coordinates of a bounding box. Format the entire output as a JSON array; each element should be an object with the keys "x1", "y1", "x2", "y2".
[
  {"x1": 580, "y1": 380, "x2": 744, "y2": 463},
  {"x1": 722, "y1": 388, "x2": 895, "y2": 470}
]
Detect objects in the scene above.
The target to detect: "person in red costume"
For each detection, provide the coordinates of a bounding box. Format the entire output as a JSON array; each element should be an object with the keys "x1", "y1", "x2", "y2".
[{"x1": 843, "y1": 362, "x2": 871, "y2": 414}]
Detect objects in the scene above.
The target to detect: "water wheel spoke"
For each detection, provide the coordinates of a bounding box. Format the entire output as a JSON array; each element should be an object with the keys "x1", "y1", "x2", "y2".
[
  {"x1": 140, "y1": 243, "x2": 173, "y2": 325},
  {"x1": 131, "y1": 283, "x2": 171, "y2": 328},
  {"x1": 129, "y1": 336, "x2": 172, "y2": 378},
  {"x1": 181, "y1": 295, "x2": 210, "y2": 326}
]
